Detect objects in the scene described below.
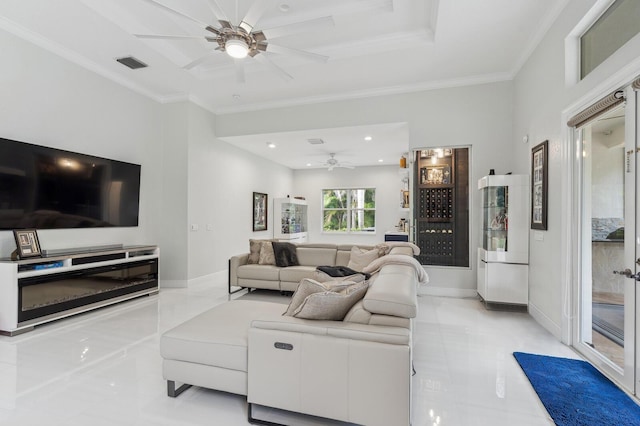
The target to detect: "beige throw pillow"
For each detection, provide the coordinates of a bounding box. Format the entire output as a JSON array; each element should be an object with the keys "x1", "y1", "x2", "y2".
[
  {"x1": 292, "y1": 281, "x2": 369, "y2": 320},
  {"x1": 258, "y1": 241, "x2": 276, "y2": 265},
  {"x1": 347, "y1": 246, "x2": 380, "y2": 272},
  {"x1": 284, "y1": 278, "x2": 355, "y2": 316},
  {"x1": 247, "y1": 239, "x2": 264, "y2": 264}
]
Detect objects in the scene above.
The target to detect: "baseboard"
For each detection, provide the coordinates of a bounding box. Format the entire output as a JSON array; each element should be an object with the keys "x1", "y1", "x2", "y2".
[
  {"x1": 419, "y1": 286, "x2": 478, "y2": 298},
  {"x1": 528, "y1": 301, "x2": 562, "y2": 340},
  {"x1": 189, "y1": 270, "x2": 227, "y2": 287},
  {"x1": 160, "y1": 279, "x2": 188, "y2": 288}
]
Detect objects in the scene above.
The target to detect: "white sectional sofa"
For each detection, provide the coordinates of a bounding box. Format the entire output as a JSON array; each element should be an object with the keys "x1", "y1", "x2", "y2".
[
  {"x1": 229, "y1": 242, "x2": 411, "y2": 293},
  {"x1": 161, "y1": 245, "x2": 426, "y2": 426}
]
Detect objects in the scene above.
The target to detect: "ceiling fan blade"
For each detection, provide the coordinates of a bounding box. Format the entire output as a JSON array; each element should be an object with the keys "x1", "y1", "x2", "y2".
[
  {"x1": 253, "y1": 54, "x2": 293, "y2": 81},
  {"x1": 263, "y1": 43, "x2": 328, "y2": 63},
  {"x1": 183, "y1": 53, "x2": 213, "y2": 70},
  {"x1": 134, "y1": 34, "x2": 204, "y2": 40},
  {"x1": 141, "y1": 0, "x2": 209, "y2": 28},
  {"x1": 238, "y1": 0, "x2": 273, "y2": 33},
  {"x1": 234, "y1": 59, "x2": 246, "y2": 84},
  {"x1": 262, "y1": 16, "x2": 334, "y2": 39},
  {"x1": 203, "y1": 0, "x2": 229, "y2": 24}
]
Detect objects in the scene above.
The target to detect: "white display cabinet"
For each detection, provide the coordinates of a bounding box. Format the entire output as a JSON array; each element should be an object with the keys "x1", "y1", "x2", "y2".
[
  {"x1": 274, "y1": 198, "x2": 308, "y2": 243},
  {"x1": 477, "y1": 175, "x2": 529, "y2": 305}
]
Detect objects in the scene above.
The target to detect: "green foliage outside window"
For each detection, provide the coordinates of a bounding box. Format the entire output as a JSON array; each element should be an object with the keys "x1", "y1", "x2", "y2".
[{"x1": 323, "y1": 188, "x2": 375, "y2": 232}]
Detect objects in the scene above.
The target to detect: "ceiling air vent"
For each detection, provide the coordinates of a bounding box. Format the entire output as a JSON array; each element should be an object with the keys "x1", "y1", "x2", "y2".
[
  {"x1": 116, "y1": 56, "x2": 148, "y2": 70},
  {"x1": 307, "y1": 138, "x2": 325, "y2": 145}
]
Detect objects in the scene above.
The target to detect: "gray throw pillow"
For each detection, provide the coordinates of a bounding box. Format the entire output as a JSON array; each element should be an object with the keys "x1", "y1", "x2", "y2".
[
  {"x1": 272, "y1": 241, "x2": 299, "y2": 267},
  {"x1": 292, "y1": 281, "x2": 369, "y2": 321},
  {"x1": 284, "y1": 278, "x2": 356, "y2": 316}
]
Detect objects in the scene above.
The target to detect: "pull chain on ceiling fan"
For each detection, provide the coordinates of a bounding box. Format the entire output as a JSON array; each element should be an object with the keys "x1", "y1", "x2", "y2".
[{"x1": 136, "y1": 0, "x2": 333, "y2": 80}]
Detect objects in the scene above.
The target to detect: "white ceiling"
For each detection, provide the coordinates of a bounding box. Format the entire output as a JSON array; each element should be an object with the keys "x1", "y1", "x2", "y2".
[{"x1": 0, "y1": 0, "x2": 569, "y2": 169}]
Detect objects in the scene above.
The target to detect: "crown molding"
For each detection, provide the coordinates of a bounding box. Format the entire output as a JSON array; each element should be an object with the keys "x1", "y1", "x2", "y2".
[
  {"x1": 0, "y1": 15, "x2": 166, "y2": 103},
  {"x1": 213, "y1": 72, "x2": 512, "y2": 115}
]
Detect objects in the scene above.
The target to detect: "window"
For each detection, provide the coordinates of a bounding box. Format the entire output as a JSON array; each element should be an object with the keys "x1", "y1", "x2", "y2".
[
  {"x1": 322, "y1": 188, "x2": 375, "y2": 233},
  {"x1": 580, "y1": 0, "x2": 640, "y2": 79}
]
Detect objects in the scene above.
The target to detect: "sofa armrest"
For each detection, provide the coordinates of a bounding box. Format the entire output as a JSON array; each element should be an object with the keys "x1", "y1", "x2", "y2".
[
  {"x1": 229, "y1": 253, "x2": 249, "y2": 287},
  {"x1": 251, "y1": 315, "x2": 410, "y2": 345}
]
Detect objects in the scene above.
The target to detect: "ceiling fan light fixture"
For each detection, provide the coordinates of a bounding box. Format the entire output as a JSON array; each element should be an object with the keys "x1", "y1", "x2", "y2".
[{"x1": 226, "y1": 38, "x2": 249, "y2": 59}]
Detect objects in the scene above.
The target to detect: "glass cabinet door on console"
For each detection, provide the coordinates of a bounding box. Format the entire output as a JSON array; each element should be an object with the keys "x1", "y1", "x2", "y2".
[{"x1": 477, "y1": 175, "x2": 529, "y2": 306}]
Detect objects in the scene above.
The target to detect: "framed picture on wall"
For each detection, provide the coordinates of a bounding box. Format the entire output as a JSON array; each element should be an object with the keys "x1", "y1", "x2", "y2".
[
  {"x1": 253, "y1": 192, "x2": 268, "y2": 231},
  {"x1": 531, "y1": 140, "x2": 548, "y2": 230}
]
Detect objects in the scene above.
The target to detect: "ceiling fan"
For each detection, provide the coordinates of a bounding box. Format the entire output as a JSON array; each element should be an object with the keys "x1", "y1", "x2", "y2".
[
  {"x1": 323, "y1": 153, "x2": 354, "y2": 171},
  {"x1": 135, "y1": 0, "x2": 333, "y2": 81}
]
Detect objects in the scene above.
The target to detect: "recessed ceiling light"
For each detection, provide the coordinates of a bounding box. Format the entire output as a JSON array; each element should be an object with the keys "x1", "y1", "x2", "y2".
[
  {"x1": 378, "y1": 159, "x2": 384, "y2": 163},
  {"x1": 364, "y1": 136, "x2": 372, "y2": 141},
  {"x1": 306, "y1": 163, "x2": 312, "y2": 167},
  {"x1": 267, "y1": 142, "x2": 276, "y2": 148}
]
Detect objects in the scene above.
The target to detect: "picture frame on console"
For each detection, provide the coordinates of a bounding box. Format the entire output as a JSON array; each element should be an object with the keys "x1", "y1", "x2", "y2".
[
  {"x1": 12, "y1": 229, "x2": 42, "y2": 259},
  {"x1": 253, "y1": 192, "x2": 268, "y2": 231}
]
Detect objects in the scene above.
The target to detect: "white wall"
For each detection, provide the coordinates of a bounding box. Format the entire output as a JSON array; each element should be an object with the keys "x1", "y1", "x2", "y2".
[
  {"x1": 216, "y1": 82, "x2": 514, "y2": 295},
  {"x1": 0, "y1": 27, "x2": 295, "y2": 289},
  {"x1": 186, "y1": 103, "x2": 293, "y2": 279},
  {"x1": 512, "y1": 0, "x2": 640, "y2": 338},
  {"x1": 292, "y1": 165, "x2": 403, "y2": 245},
  {"x1": 0, "y1": 27, "x2": 163, "y2": 258}
]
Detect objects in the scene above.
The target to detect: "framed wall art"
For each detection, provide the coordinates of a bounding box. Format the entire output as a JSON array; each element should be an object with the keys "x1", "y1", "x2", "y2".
[
  {"x1": 531, "y1": 140, "x2": 548, "y2": 230},
  {"x1": 12, "y1": 229, "x2": 42, "y2": 259},
  {"x1": 420, "y1": 165, "x2": 452, "y2": 185},
  {"x1": 253, "y1": 192, "x2": 268, "y2": 231}
]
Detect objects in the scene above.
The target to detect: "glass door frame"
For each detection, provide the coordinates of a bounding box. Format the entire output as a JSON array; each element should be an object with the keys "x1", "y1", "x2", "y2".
[{"x1": 569, "y1": 85, "x2": 637, "y2": 393}]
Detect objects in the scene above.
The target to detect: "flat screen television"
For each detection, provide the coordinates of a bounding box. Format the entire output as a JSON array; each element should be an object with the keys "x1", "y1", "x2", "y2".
[{"x1": 0, "y1": 137, "x2": 141, "y2": 230}]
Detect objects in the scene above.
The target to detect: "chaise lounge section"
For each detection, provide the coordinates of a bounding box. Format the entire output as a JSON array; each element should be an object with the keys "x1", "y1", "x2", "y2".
[{"x1": 161, "y1": 246, "x2": 426, "y2": 425}]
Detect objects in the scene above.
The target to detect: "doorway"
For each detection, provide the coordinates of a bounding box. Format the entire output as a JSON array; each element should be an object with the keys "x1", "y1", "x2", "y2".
[{"x1": 574, "y1": 86, "x2": 637, "y2": 393}]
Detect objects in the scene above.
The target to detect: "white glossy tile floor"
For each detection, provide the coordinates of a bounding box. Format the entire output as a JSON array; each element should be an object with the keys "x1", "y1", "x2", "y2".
[{"x1": 0, "y1": 274, "x2": 578, "y2": 426}]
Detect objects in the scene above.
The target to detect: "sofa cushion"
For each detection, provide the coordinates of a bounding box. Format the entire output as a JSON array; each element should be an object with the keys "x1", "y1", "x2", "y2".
[
  {"x1": 258, "y1": 241, "x2": 276, "y2": 265},
  {"x1": 292, "y1": 280, "x2": 369, "y2": 320},
  {"x1": 160, "y1": 300, "x2": 285, "y2": 372},
  {"x1": 296, "y1": 246, "x2": 337, "y2": 266},
  {"x1": 347, "y1": 246, "x2": 379, "y2": 272},
  {"x1": 363, "y1": 264, "x2": 417, "y2": 318},
  {"x1": 272, "y1": 241, "x2": 299, "y2": 267},
  {"x1": 284, "y1": 278, "x2": 356, "y2": 316},
  {"x1": 314, "y1": 268, "x2": 366, "y2": 284},
  {"x1": 279, "y1": 265, "x2": 317, "y2": 284},
  {"x1": 237, "y1": 264, "x2": 281, "y2": 281}
]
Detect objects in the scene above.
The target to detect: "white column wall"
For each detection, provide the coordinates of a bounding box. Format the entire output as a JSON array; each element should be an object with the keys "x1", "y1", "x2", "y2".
[{"x1": 512, "y1": 0, "x2": 640, "y2": 338}]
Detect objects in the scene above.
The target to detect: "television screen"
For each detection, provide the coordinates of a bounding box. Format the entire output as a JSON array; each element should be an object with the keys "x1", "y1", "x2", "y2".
[{"x1": 0, "y1": 137, "x2": 141, "y2": 229}]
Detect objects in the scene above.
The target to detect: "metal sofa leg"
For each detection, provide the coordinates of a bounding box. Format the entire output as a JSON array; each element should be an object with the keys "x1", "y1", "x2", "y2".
[
  {"x1": 167, "y1": 380, "x2": 191, "y2": 397},
  {"x1": 247, "y1": 403, "x2": 287, "y2": 426}
]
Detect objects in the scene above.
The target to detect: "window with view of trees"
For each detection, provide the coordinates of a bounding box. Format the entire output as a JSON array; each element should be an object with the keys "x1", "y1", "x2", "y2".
[{"x1": 322, "y1": 188, "x2": 375, "y2": 232}]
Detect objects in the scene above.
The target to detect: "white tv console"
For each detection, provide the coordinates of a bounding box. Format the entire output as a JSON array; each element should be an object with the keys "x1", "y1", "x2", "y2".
[{"x1": 0, "y1": 245, "x2": 159, "y2": 336}]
